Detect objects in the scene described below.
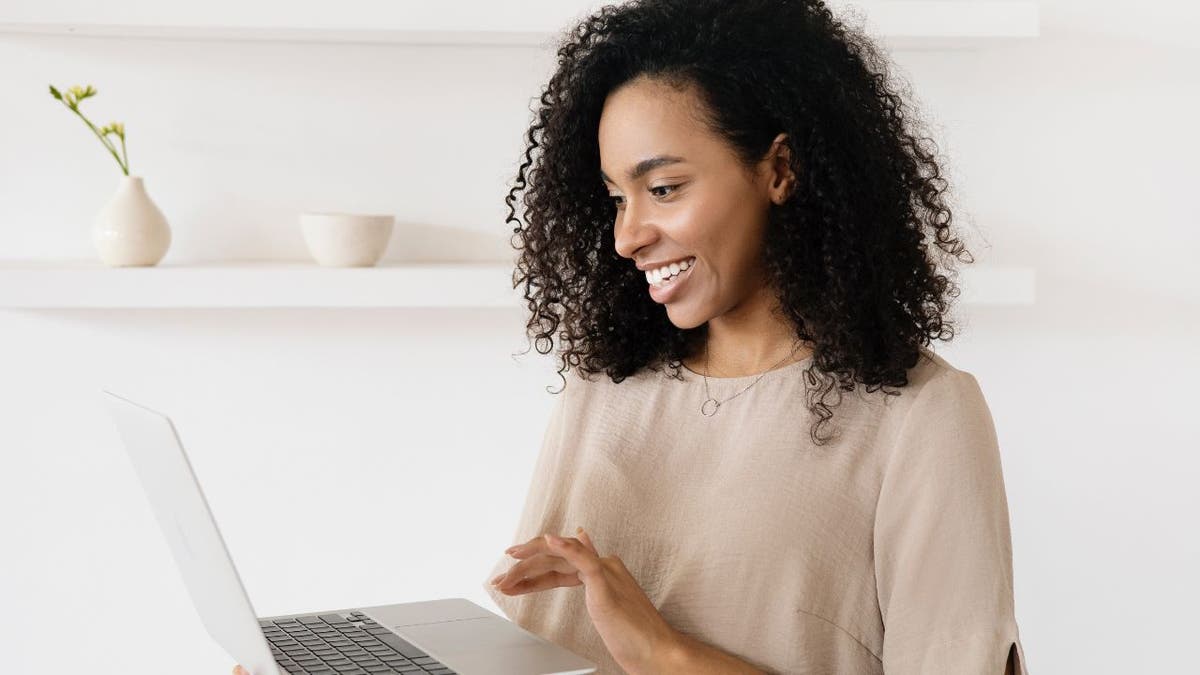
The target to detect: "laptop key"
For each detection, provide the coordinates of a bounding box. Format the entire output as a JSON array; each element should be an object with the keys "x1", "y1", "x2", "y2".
[{"x1": 374, "y1": 632, "x2": 427, "y2": 659}]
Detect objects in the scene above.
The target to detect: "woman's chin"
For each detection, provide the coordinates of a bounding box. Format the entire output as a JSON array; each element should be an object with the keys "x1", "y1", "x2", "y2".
[{"x1": 665, "y1": 306, "x2": 707, "y2": 330}]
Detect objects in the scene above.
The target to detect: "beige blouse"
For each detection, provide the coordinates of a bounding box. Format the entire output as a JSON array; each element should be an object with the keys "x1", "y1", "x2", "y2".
[{"x1": 482, "y1": 347, "x2": 1029, "y2": 674}]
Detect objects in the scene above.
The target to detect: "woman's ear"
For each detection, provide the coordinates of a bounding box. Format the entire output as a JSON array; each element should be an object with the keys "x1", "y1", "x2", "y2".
[{"x1": 764, "y1": 132, "x2": 798, "y2": 205}]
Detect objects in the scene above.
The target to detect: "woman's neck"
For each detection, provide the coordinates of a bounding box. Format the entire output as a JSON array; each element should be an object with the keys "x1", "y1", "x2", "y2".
[{"x1": 683, "y1": 330, "x2": 812, "y2": 378}]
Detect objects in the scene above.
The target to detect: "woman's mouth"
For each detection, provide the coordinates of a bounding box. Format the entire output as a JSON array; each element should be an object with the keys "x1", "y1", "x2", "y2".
[{"x1": 647, "y1": 257, "x2": 696, "y2": 303}]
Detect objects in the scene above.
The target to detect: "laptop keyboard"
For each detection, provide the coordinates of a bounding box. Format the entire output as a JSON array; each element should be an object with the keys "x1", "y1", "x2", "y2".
[{"x1": 259, "y1": 611, "x2": 458, "y2": 675}]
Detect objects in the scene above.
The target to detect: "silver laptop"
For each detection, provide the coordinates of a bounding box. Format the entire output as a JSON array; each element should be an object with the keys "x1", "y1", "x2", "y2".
[{"x1": 101, "y1": 389, "x2": 596, "y2": 675}]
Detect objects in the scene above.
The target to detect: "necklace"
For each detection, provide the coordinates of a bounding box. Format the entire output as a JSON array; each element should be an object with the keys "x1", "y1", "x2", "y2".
[{"x1": 699, "y1": 339, "x2": 804, "y2": 416}]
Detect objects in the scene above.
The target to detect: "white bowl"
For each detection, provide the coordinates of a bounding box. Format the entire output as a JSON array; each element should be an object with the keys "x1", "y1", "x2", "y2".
[{"x1": 300, "y1": 212, "x2": 395, "y2": 267}]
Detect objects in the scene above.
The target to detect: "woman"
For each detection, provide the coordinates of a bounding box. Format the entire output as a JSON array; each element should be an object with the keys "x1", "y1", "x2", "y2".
[
  {"x1": 236, "y1": 0, "x2": 1029, "y2": 673},
  {"x1": 479, "y1": 0, "x2": 1028, "y2": 672}
]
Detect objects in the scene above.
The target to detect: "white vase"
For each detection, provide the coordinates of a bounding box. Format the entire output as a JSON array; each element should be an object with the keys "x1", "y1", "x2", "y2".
[{"x1": 92, "y1": 175, "x2": 172, "y2": 267}]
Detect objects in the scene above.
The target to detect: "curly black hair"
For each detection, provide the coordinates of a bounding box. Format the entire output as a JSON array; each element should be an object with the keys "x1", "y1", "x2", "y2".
[{"x1": 504, "y1": 0, "x2": 975, "y2": 445}]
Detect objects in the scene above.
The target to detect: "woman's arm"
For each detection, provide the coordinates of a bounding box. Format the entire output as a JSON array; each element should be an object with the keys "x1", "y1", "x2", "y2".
[
  {"x1": 653, "y1": 630, "x2": 767, "y2": 674},
  {"x1": 658, "y1": 631, "x2": 1019, "y2": 674}
]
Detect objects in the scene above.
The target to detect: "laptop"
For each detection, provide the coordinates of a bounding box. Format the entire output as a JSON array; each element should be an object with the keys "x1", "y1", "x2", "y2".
[{"x1": 101, "y1": 389, "x2": 597, "y2": 675}]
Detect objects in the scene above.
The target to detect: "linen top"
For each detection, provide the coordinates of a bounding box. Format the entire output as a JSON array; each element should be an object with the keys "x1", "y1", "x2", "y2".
[{"x1": 482, "y1": 346, "x2": 1029, "y2": 674}]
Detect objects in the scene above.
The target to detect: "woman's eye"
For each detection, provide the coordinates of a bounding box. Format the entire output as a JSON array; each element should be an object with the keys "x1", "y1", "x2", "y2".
[{"x1": 608, "y1": 185, "x2": 678, "y2": 208}]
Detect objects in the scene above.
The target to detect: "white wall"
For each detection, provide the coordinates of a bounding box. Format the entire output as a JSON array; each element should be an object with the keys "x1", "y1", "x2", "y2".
[{"x1": 2, "y1": 2, "x2": 1198, "y2": 674}]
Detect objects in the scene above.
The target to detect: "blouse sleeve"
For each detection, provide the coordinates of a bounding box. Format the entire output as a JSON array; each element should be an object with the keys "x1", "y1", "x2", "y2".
[
  {"x1": 874, "y1": 368, "x2": 1030, "y2": 675},
  {"x1": 481, "y1": 385, "x2": 572, "y2": 617}
]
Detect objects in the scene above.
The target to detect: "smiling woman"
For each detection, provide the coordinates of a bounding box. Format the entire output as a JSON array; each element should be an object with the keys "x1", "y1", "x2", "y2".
[
  {"x1": 491, "y1": 1, "x2": 1029, "y2": 674},
  {"x1": 506, "y1": 1, "x2": 977, "y2": 447}
]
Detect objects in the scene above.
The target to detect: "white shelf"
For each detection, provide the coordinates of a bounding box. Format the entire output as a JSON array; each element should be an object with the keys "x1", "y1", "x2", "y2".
[
  {"x1": 0, "y1": 2, "x2": 1040, "y2": 48},
  {"x1": 0, "y1": 259, "x2": 1035, "y2": 309},
  {"x1": 0, "y1": 24, "x2": 561, "y2": 47},
  {"x1": 0, "y1": 260, "x2": 523, "y2": 309}
]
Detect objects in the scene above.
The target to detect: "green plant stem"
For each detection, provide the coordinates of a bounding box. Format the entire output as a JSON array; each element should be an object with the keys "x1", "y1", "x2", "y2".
[
  {"x1": 67, "y1": 104, "x2": 128, "y2": 175},
  {"x1": 119, "y1": 134, "x2": 129, "y2": 175}
]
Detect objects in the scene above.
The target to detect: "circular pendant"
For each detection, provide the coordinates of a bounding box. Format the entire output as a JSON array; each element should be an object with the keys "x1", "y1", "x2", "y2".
[{"x1": 701, "y1": 397, "x2": 721, "y2": 416}]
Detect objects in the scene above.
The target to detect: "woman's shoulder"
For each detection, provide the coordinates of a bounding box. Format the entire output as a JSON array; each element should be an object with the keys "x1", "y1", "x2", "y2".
[
  {"x1": 548, "y1": 345, "x2": 980, "y2": 411},
  {"x1": 905, "y1": 345, "x2": 973, "y2": 391},
  {"x1": 541, "y1": 361, "x2": 684, "y2": 424},
  {"x1": 830, "y1": 346, "x2": 986, "y2": 430},
  {"x1": 554, "y1": 359, "x2": 675, "y2": 391},
  {"x1": 908, "y1": 346, "x2": 986, "y2": 401},
  {"x1": 787, "y1": 345, "x2": 976, "y2": 403},
  {"x1": 873, "y1": 347, "x2": 994, "y2": 444}
]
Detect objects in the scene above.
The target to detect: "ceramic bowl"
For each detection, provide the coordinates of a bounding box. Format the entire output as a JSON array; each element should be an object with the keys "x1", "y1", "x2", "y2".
[{"x1": 299, "y1": 212, "x2": 395, "y2": 267}]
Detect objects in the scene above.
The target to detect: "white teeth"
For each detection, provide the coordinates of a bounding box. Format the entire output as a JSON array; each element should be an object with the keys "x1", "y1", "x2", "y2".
[{"x1": 646, "y1": 257, "x2": 695, "y2": 287}]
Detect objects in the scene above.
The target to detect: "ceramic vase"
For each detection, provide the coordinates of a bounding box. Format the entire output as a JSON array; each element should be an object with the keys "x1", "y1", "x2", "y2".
[{"x1": 92, "y1": 175, "x2": 171, "y2": 267}]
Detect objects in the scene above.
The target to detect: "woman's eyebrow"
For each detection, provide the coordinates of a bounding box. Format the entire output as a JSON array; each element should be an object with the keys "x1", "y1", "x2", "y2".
[{"x1": 600, "y1": 155, "x2": 687, "y2": 184}]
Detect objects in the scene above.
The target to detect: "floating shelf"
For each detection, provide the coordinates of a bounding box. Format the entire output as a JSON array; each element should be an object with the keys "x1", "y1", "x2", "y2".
[
  {"x1": 0, "y1": 260, "x2": 1035, "y2": 309},
  {"x1": 0, "y1": 260, "x2": 522, "y2": 309},
  {"x1": 0, "y1": 2, "x2": 1040, "y2": 49}
]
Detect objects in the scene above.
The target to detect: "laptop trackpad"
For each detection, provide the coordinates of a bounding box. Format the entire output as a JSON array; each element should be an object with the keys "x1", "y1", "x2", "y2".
[
  {"x1": 396, "y1": 616, "x2": 594, "y2": 674},
  {"x1": 399, "y1": 615, "x2": 540, "y2": 650}
]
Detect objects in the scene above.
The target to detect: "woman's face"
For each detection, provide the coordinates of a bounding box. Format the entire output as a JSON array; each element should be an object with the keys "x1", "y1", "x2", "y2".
[{"x1": 599, "y1": 75, "x2": 793, "y2": 330}]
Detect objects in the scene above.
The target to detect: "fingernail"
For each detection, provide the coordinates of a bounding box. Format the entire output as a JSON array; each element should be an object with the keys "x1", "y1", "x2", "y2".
[
  {"x1": 490, "y1": 573, "x2": 504, "y2": 585},
  {"x1": 576, "y1": 526, "x2": 584, "y2": 535},
  {"x1": 504, "y1": 545, "x2": 517, "y2": 555}
]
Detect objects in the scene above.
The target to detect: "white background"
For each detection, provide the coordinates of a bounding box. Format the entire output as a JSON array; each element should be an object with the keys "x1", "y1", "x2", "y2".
[{"x1": 2, "y1": 1, "x2": 1198, "y2": 674}]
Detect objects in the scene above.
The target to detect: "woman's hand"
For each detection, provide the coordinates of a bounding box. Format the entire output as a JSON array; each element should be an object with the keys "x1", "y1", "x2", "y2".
[
  {"x1": 490, "y1": 527, "x2": 682, "y2": 675},
  {"x1": 232, "y1": 667, "x2": 247, "y2": 675}
]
